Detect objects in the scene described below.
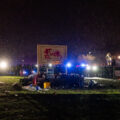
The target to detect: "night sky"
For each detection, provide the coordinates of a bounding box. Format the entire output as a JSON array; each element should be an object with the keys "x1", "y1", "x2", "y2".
[{"x1": 0, "y1": 0, "x2": 120, "y2": 64}]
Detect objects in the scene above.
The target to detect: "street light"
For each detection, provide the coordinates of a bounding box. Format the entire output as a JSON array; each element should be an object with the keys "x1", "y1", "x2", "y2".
[
  {"x1": 80, "y1": 63, "x2": 86, "y2": 67},
  {"x1": 66, "y1": 62, "x2": 72, "y2": 68},
  {"x1": 86, "y1": 65, "x2": 91, "y2": 71},
  {"x1": 35, "y1": 64, "x2": 38, "y2": 68},
  {"x1": 48, "y1": 63, "x2": 52, "y2": 67},
  {"x1": 0, "y1": 61, "x2": 8, "y2": 70},
  {"x1": 118, "y1": 56, "x2": 120, "y2": 60},
  {"x1": 65, "y1": 62, "x2": 72, "y2": 74},
  {"x1": 92, "y1": 65, "x2": 98, "y2": 71}
]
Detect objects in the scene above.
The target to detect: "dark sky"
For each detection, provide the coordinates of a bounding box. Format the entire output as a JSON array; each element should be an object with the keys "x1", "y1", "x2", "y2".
[{"x1": 0, "y1": 0, "x2": 120, "y2": 63}]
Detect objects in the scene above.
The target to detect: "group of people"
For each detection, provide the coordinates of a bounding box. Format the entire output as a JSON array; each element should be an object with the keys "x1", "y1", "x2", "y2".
[{"x1": 31, "y1": 72, "x2": 46, "y2": 88}]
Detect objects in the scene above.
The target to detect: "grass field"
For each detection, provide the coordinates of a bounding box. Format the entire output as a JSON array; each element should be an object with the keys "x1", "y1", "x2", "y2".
[
  {"x1": 0, "y1": 76, "x2": 120, "y2": 120},
  {"x1": 0, "y1": 76, "x2": 23, "y2": 84}
]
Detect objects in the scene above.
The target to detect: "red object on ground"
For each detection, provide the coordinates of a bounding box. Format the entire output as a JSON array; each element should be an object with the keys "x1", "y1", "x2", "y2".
[
  {"x1": 33, "y1": 75, "x2": 38, "y2": 85},
  {"x1": 20, "y1": 70, "x2": 23, "y2": 76}
]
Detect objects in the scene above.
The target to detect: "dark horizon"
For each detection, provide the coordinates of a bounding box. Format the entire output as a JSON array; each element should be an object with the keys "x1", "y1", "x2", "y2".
[{"x1": 0, "y1": 0, "x2": 120, "y2": 64}]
